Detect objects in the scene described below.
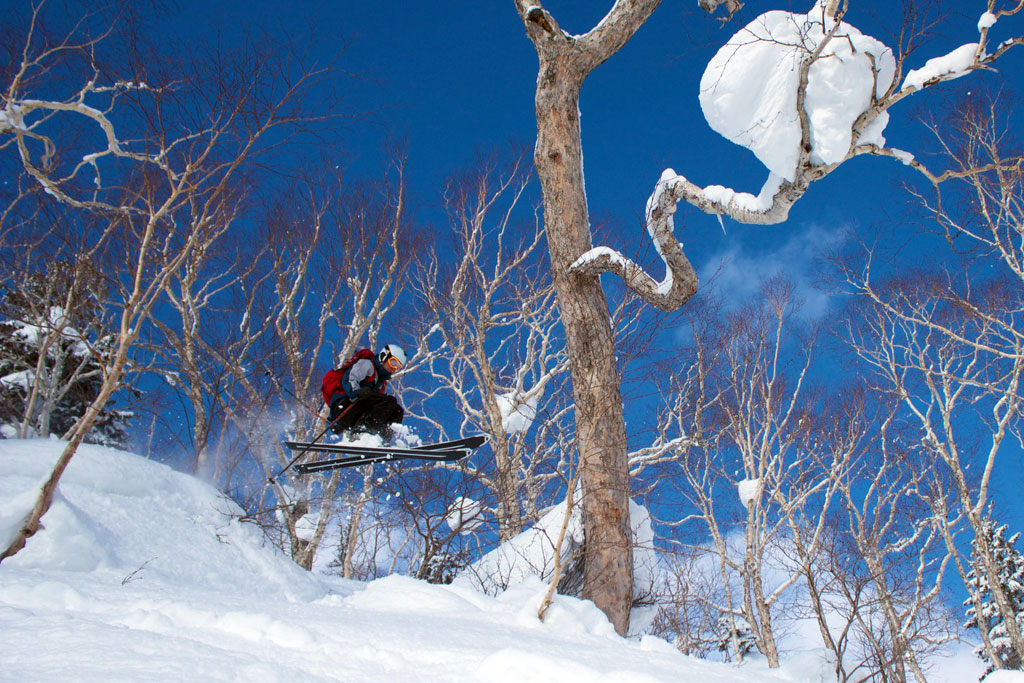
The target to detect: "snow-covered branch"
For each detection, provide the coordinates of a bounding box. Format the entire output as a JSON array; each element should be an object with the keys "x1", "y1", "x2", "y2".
[
  {"x1": 627, "y1": 434, "x2": 695, "y2": 477},
  {"x1": 570, "y1": 169, "x2": 698, "y2": 311},
  {"x1": 643, "y1": 0, "x2": 1023, "y2": 229}
]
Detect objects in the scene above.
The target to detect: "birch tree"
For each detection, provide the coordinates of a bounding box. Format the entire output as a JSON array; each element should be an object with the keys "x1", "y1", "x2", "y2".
[
  {"x1": 512, "y1": 0, "x2": 1023, "y2": 632},
  {"x1": 147, "y1": 211, "x2": 254, "y2": 475},
  {"x1": 0, "y1": 2, "x2": 331, "y2": 562},
  {"x1": 838, "y1": 96, "x2": 1024, "y2": 672},
  {"x1": 662, "y1": 280, "x2": 849, "y2": 665},
  {"x1": 0, "y1": 255, "x2": 127, "y2": 444},
  {"x1": 844, "y1": 276, "x2": 1024, "y2": 671},
  {"x1": 793, "y1": 389, "x2": 954, "y2": 683},
  {"x1": 209, "y1": 162, "x2": 415, "y2": 570},
  {"x1": 411, "y1": 156, "x2": 570, "y2": 541}
]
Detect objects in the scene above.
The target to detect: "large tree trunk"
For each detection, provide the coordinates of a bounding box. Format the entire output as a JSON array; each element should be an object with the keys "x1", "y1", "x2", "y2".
[
  {"x1": 515, "y1": 0, "x2": 666, "y2": 636},
  {"x1": 532, "y1": 53, "x2": 634, "y2": 635}
]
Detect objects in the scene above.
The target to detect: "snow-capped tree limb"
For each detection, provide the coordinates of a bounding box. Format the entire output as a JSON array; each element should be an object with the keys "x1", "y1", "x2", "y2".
[
  {"x1": 627, "y1": 435, "x2": 695, "y2": 477},
  {"x1": 572, "y1": 1, "x2": 855, "y2": 297},
  {"x1": 513, "y1": 0, "x2": 1024, "y2": 641},
  {"x1": 633, "y1": 0, "x2": 1024, "y2": 231},
  {"x1": 569, "y1": 170, "x2": 698, "y2": 311}
]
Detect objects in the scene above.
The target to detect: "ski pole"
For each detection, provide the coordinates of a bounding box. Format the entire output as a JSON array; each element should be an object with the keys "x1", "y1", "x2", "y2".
[
  {"x1": 268, "y1": 401, "x2": 356, "y2": 484},
  {"x1": 262, "y1": 369, "x2": 326, "y2": 422}
]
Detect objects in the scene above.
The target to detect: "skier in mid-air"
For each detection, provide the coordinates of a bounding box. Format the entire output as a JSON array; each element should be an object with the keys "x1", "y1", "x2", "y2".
[
  {"x1": 321, "y1": 344, "x2": 406, "y2": 439},
  {"x1": 271, "y1": 342, "x2": 484, "y2": 478},
  {"x1": 270, "y1": 342, "x2": 485, "y2": 480}
]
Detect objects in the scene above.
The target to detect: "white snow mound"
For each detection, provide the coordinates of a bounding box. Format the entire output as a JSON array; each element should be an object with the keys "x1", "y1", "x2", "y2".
[
  {"x1": 0, "y1": 440, "x2": 795, "y2": 681},
  {"x1": 446, "y1": 495, "x2": 484, "y2": 533},
  {"x1": 700, "y1": 1, "x2": 895, "y2": 181},
  {"x1": 0, "y1": 439, "x2": 319, "y2": 599},
  {"x1": 496, "y1": 390, "x2": 540, "y2": 434},
  {"x1": 456, "y1": 495, "x2": 664, "y2": 635},
  {"x1": 738, "y1": 478, "x2": 761, "y2": 509}
]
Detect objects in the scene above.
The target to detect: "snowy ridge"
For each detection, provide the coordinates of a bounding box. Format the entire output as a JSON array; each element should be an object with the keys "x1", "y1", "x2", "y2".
[
  {"x1": 0, "y1": 440, "x2": 318, "y2": 599},
  {"x1": 0, "y1": 440, "x2": 800, "y2": 681}
]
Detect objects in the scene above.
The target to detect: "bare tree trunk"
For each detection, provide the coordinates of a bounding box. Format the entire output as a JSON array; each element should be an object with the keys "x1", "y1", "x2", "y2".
[
  {"x1": 532, "y1": 66, "x2": 634, "y2": 635},
  {"x1": 538, "y1": 466, "x2": 582, "y2": 622},
  {"x1": 743, "y1": 515, "x2": 780, "y2": 667},
  {"x1": 489, "y1": 429, "x2": 523, "y2": 539},
  {"x1": 513, "y1": 0, "x2": 672, "y2": 634},
  {"x1": 343, "y1": 468, "x2": 375, "y2": 578}
]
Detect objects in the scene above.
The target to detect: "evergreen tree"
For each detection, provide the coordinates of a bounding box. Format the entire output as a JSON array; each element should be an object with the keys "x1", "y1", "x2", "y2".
[
  {"x1": 0, "y1": 261, "x2": 131, "y2": 447},
  {"x1": 965, "y1": 516, "x2": 1024, "y2": 679},
  {"x1": 717, "y1": 614, "x2": 757, "y2": 663}
]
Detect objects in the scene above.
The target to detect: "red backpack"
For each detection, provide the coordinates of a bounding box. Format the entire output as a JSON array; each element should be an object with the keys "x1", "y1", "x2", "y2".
[{"x1": 322, "y1": 348, "x2": 376, "y2": 404}]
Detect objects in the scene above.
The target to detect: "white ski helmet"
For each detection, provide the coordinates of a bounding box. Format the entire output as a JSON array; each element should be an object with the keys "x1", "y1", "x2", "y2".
[{"x1": 379, "y1": 343, "x2": 406, "y2": 373}]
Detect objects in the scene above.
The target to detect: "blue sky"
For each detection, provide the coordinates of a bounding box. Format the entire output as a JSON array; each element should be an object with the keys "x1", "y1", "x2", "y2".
[
  {"x1": 153, "y1": 0, "x2": 1022, "y2": 315},
  {"x1": 147, "y1": 2, "x2": 1024, "y2": 513}
]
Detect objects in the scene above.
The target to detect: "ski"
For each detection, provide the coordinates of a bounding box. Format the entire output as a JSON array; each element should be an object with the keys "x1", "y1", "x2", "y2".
[
  {"x1": 283, "y1": 434, "x2": 486, "y2": 455},
  {"x1": 283, "y1": 435, "x2": 486, "y2": 475},
  {"x1": 294, "y1": 447, "x2": 471, "y2": 474},
  {"x1": 410, "y1": 435, "x2": 487, "y2": 452}
]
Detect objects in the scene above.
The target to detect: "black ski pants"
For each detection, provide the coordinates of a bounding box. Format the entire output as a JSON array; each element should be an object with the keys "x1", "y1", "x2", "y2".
[{"x1": 329, "y1": 392, "x2": 404, "y2": 436}]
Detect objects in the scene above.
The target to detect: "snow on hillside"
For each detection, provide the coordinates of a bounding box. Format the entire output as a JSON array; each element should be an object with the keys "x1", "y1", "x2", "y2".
[
  {"x1": 454, "y1": 494, "x2": 664, "y2": 635},
  {"x1": 0, "y1": 440, "x2": 809, "y2": 682}
]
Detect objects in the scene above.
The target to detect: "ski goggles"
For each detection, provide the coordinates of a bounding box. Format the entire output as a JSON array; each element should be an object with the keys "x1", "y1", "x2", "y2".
[{"x1": 383, "y1": 355, "x2": 404, "y2": 373}]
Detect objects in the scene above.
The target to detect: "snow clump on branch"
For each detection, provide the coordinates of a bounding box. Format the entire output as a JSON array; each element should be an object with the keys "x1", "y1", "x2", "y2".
[
  {"x1": 699, "y1": 0, "x2": 896, "y2": 181},
  {"x1": 446, "y1": 496, "x2": 484, "y2": 534},
  {"x1": 737, "y1": 478, "x2": 761, "y2": 509},
  {"x1": 496, "y1": 391, "x2": 539, "y2": 434},
  {"x1": 901, "y1": 43, "x2": 980, "y2": 92}
]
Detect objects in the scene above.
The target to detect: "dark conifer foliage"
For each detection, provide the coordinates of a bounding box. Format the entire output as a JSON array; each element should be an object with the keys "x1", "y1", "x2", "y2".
[
  {"x1": 717, "y1": 614, "x2": 758, "y2": 663},
  {"x1": 965, "y1": 516, "x2": 1024, "y2": 679},
  {"x1": 0, "y1": 261, "x2": 131, "y2": 448}
]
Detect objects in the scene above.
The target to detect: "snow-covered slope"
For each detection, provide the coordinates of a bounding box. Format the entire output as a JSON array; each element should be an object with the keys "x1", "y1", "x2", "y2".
[{"x1": 0, "y1": 440, "x2": 806, "y2": 682}]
